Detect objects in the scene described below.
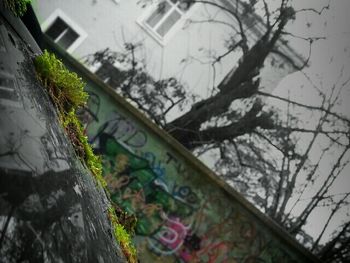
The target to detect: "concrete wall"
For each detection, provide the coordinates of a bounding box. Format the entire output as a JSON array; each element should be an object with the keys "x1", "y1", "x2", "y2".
[
  {"x1": 46, "y1": 40, "x2": 318, "y2": 263},
  {"x1": 0, "y1": 10, "x2": 126, "y2": 262}
]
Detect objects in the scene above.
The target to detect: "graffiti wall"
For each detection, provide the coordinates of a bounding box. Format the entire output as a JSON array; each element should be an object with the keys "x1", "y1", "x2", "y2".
[{"x1": 52, "y1": 46, "x2": 317, "y2": 262}]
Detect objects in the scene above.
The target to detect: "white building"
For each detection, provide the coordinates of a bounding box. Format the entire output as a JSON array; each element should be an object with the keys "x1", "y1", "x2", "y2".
[{"x1": 33, "y1": 0, "x2": 304, "y2": 102}]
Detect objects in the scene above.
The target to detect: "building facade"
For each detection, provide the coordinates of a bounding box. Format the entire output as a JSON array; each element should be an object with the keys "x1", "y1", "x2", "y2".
[{"x1": 32, "y1": 0, "x2": 303, "y2": 101}]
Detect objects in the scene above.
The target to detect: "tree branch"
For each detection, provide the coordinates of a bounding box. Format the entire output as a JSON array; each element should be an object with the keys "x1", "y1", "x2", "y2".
[{"x1": 257, "y1": 91, "x2": 350, "y2": 124}]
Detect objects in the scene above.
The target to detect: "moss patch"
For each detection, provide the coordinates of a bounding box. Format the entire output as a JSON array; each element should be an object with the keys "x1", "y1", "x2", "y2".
[
  {"x1": 108, "y1": 206, "x2": 137, "y2": 263},
  {"x1": 3, "y1": 0, "x2": 32, "y2": 17},
  {"x1": 112, "y1": 204, "x2": 137, "y2": 236},
  {"x1": 34, "y1": 50, "x2": 137, "y2": 262},
  {"x1": 34, "y1": 51, "x2": 102, "y2": 181},
  {"x1": 62, "y1": 109, "x2": 106, "y2": 187},
  {"x1": 34, "y1": 51, "x2": 88, "y2": 112}
]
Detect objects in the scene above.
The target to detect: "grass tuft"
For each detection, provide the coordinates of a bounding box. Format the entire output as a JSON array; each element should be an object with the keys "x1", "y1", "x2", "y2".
[
  {"x1": 62, "y1": 109, "x2": 106, "y2": 187},
  {"x1": 34, "y1": 50, "x2": 88, "y2": 110},
  {"x1": 34, "y1": 51, "x2": 102, "y2": 182}
]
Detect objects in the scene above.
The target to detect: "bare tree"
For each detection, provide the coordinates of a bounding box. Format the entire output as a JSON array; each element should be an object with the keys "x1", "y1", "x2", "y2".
[{"x1": 86, "y1": 0, "x2": 350, "y2": 261}]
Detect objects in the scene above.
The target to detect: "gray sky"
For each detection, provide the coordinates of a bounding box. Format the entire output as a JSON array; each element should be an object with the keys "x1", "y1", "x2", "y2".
[{"x1": 272, "y1": 0, "x2": 350, "y2": 243}]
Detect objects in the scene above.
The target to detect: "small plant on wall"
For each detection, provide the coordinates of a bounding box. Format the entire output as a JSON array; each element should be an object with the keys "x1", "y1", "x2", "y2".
[
  {"x1": 34, "y1": 50, "x2": 137, "y2": 263},
  {"x1": 3, "y1": 0, "x2": 32, "y2": 16}
]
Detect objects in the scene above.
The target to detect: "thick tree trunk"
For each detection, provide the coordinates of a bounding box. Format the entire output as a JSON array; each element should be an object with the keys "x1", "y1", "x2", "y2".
[{"x1": 165, "y1": 18, "x2": 286, "y2": 149}]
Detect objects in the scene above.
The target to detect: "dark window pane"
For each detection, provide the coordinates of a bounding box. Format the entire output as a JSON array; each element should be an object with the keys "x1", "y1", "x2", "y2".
[
  {"x1": 156, "y1": 10, "x2": 181, "y2": 36},
  {"x1": 45, "y1": 17, "x2": 67, "y2": 40},
  {"x1": 146, "y1": 1, "x2": 171, "y2": 28},
  {"x1": 57, "y1": 28, "x2": 79, "y2": 49}
]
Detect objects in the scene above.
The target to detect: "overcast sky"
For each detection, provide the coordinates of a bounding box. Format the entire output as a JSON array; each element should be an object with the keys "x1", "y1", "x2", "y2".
[{"x1": 271, "y1": 0, "x2": 350, "y2": 242}]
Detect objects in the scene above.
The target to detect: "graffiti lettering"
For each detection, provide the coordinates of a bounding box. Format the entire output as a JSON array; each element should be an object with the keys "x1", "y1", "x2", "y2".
[
  {"x1": 91, "y1": 111, "x2": 147, "y2": 149},
  {"x1": 140, "y1": 151, "x2": 166, "y2": 178},
  {"x1": 172, "y1": 185, "x2": 199, "y2": 206},
  {"x1": 148, "y1": 216, "x2": 191, "y2": 256},
  {"x1": 165, "y1": 151, "x2": 187, "y2": 175},
  {"x1": 80, "y1": 88, "x2": 308, "y2": 262}
]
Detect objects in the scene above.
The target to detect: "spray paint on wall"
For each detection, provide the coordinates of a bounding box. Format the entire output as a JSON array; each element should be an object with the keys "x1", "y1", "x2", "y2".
[{"x1": 72, "y1": 86, "x2": 312, "y2": 263}]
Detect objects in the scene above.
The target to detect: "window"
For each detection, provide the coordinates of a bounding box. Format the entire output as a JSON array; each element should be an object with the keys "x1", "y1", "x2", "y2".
[
  {"x1": 41, "y1": 9, "x2": 87, "y2": 53},
  {"x1": 139, "y1": 0, "x2": 193, "y2": 43},
  {"x1": 45, "y1": 17, "x2": 79, "y2": 50}
]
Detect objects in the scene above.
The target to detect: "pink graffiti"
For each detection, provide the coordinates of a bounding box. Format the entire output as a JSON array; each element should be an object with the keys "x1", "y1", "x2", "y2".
[
  {"x1": 194, "y1": 239, "x2": 230, "y2": 263},
  {"x1": 148, "y1": 216, "x2": 192, "y2": 256},
  {"x1": 159, "y1": 217, "x2": 189, "y2": 247}
]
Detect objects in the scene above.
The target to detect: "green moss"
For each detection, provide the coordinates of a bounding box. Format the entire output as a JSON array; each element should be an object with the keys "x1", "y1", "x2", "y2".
[
  {"x1": 34, "y1": 50, "x2": 88, "y2": 111},
  {"x1": 34, "y1": 51, "x2": 104, "y2": 186},
  {"x1": 62, "y1": 110, "x2": 106, "y2": 188},
  {"x1": 108, "y1": 207, "x2": 137, "y2": 263},
  {"x1": 3, "y1": 0, "x2": 31, "y2": 17},
  {"x1": 34, "y1": 50, "x2": 137, "y2": 261}
]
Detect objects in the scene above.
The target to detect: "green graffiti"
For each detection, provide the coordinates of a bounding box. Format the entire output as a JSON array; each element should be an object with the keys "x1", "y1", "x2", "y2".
[{"x1": 99, "y1": 135, "x2": 194, "y2": 236}]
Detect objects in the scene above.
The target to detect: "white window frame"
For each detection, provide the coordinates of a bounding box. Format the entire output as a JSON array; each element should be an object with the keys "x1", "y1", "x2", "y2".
[
  {"x1": 137, "y1": 0, "x2": 196, "y2": 46},
  {"x1": 41, "y1": 9, "x2": 87, "y2": 53}
]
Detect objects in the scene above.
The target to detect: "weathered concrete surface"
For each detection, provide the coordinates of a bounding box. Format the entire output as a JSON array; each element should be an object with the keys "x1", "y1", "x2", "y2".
[
  {"x1": 44, "y1": 39, "x2": 320, "y2": 262},
  {"x1": 0, "y1": 9, "x2": 126, "y2": 263}
]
